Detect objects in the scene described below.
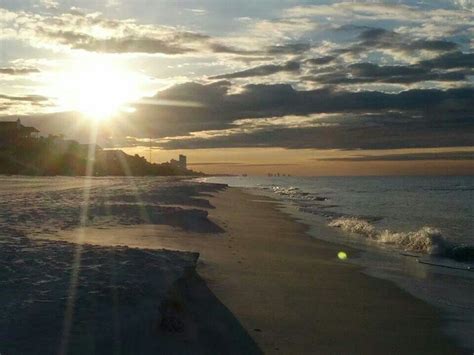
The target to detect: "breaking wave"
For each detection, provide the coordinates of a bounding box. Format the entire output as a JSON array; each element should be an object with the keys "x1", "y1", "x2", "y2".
[
  {"x1": 259, "y1": 182, "x2": 473, "y2": 263},
  {"x1": 328, "y1": 217, "x2": 474, "y2": 262},
  {"x1": 268, "y1": 186, "x2": 328, "y2": 201}
]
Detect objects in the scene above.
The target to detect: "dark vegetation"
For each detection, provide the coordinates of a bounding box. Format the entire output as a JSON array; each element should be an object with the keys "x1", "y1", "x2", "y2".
[{"x1": 0, "y1": 136, "x2": 202, "y2": 176}]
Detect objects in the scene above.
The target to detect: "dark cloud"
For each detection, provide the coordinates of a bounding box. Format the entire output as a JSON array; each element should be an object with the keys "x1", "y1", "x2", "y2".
[
  {"x1": 51, "y1": 29, "x2": 307, "y2": 57},
  {"x1": 318, "y1": 28, "x2": 471, "y2": 87},
  {"x1": 303, "y1": 33, "x2": 473, "y2": 85},
  {"x1": 206, "y1": 43, "x2": 258, "y2": 55},
  {"x1": 121, "y1": 81, "x2": 233, "y2": 138},
  {"x1": 407, "y1": 40, "x2": 458, "y2": 52},
  {"x1": 0, "y1": 68, "x2": 40, "y2": 75},
  {"x1": 158, "y1": 124, "x2": 474, "y2": 151},
  {"x1": 358, "y1": 27, "x2": 394, "y2": 41},
  {"x1": 40, "y1": 29, "x2": 90, "y2": 45},
  {"x1": 356, "y1": 28, "x2": 458, "y2": 52},
  {"x1": 0, "y1": 94, "x2": 49, "y2": 102},
  {"x1": 39, "y1": 27, "x2": 214, "y2": 55},
  {"x1": 109, "y1": 81, "x2": 474, "y2": 151},
  {"x1": 7, "y1": 80, "x2": 473, "y2": 151},
  {"x1": 303, "y1": 62, "x2": 470, "y2": 84},
  {"x1": 207, "y1": 42, "x2": 311, "y2": 56},
  {"x1": 335, "y1": 26, "x2": 460, "y2": 58},
  {"x1": 173, "y1": 31, "x2": 211, "y2": 42},
  {"x1": 305, "y1": 56, "x2": 336, "y2": 65},
  {"x1": 0, "y1": 94, "x2": 51, "y2": 113},
  {"x1": 227, "y1": 85, "x2": 474, "y2": 116},
  {"x1": 38, "y1": 24, "x2": 312, "y2": 57},
  {"x1": 73, "y1": 36, "x2": 195, "y2": 54},
  {"x1": 419, "y1": 51, "x2": 474, "y2": 69},
  {"x1": 5, "y1": 12, "x2": 472, "y2": 153},
  {"x1": 334, "y1": 27, "x2": 395, "y2": 55},
  {"x1": 266, "y1": 43, "x2": 310, "y2": 55},
  {"x1": 156, "y1": 80, "x2": 231, "y2": 103},
  {"x1": 230, "y1": 56, "x2": 276, "y2": 63},
  {"x1": 350, "y1": 63, "x2": 426, "y2": 77},
  {"x1": 39, "y1": 28, "x2": 198, "y2": 54},
  {"x1": 209, "y1": 61, "x2": 300, "y2": 79},
  {"x1": 355, "y1": 27, "x2": 458, "y2": 54}
]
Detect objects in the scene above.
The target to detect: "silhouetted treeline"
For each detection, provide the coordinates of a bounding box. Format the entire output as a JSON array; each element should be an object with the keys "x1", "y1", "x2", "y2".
[
  {"x1": 94, "y1": 150, "x2": 200, "y2": 176},
  {"x1": 0, "y1": 137, "x2": 202, "y2": 176}
]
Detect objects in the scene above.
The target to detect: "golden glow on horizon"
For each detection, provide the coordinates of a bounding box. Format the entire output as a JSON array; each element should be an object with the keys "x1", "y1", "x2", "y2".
[
  {"x1": 119, "y1": 146, "x2": 474, "y2": 176},
  {"x1": 47, "y1": 55, "x2": 142, "y2": 121}
]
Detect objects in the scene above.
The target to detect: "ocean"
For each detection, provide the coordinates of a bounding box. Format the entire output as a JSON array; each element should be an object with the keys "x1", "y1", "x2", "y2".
[{"x1": 199, "y1": 175, "x2": 474, "y2": 349}]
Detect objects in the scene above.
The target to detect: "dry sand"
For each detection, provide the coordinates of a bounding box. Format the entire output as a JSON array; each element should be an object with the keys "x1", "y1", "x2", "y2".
[{"x1": 44, "y1": 187, "x2": 467, "y2": 354}]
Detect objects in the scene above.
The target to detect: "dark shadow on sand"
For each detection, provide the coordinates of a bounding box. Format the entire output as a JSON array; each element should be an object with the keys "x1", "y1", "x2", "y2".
[
  {"x1": 152, "y1": 271, "x2": 263, "y2": 355},
  {"x1": 0, "y1": 234, "x2": 260, "y2": 355}
]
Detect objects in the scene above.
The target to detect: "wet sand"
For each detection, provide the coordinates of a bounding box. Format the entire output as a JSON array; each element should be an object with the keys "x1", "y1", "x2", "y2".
[{"x1": 45, "y1": 187, "x2": 467, "y2": 354}]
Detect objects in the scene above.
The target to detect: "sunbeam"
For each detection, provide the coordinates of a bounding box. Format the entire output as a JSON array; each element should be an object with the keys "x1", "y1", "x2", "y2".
[{"x1": 59, "y1": 123, "x2": 99, "y2": 355}]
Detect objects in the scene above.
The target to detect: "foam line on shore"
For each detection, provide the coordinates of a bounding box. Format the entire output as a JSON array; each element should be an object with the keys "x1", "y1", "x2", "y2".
[{"x1": 328, "y1": 217, "x2": 474, "y2": 261}]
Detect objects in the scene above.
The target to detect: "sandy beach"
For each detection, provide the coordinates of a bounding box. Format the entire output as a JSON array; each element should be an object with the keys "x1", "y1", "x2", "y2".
[
  {"x1": 37, "y1": 185, "x2": 468, "y2": 354},
  {"x1": 3, "y1": 0, "x2": 473, "y2": 352},
  {"x1": 1, "y1": 177, "x2": 261, "y2": 354}
]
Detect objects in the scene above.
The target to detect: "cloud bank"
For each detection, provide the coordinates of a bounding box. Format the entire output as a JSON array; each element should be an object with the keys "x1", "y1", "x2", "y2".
[{"x1": 1, "y1": 1, "x2": 473, "y2": 155}]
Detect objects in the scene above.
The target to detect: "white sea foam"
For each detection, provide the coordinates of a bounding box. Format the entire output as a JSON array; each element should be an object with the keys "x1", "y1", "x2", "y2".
[
  {"x1": 329, "y1": 217, "x2": 378, "y2": 239},
  {"x1": 270, "y1": 185, "x2": 327, "y2": 201},
  {"x1": 328, "y1": 217, "x2": 448, "y2": 255},
  {"x1": 267, "y1": 183, "x2": 473, "y2": 261}
]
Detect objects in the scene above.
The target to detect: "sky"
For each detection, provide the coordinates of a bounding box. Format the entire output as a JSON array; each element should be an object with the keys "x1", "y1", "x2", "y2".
[{"x1": 0, "y1": 0, "x2": 473, "y2": 175}]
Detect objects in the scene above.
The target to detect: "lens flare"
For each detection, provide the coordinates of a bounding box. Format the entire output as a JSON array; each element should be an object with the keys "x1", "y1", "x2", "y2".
[{"x1": 337, "y1": 251, "x2": 348, "y2": 260}]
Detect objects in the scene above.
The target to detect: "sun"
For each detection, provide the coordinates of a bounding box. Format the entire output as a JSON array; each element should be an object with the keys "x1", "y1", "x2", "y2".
[
  {"x1": 48, "y1": 55, "x2": 142, "y2": 121},
  {"x1": 72, "y1": 67, "x2": 128, "y2": 120}
]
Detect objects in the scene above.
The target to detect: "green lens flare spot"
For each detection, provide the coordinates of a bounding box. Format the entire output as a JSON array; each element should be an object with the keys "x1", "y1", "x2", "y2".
[{"x1": 338, "y1": 251, "x2": 348, "y2": 260}]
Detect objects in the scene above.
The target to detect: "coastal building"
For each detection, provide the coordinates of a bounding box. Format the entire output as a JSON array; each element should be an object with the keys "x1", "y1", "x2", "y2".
[
  {"x1": 0, "y1": 119, "x2": 39, "y2": 148},
  {"x1": 170, "y1": 154, "x2": 187, "y2": 170},
  {"x1": 179, "y1": 154, "x2": 187, "y2": 170}
]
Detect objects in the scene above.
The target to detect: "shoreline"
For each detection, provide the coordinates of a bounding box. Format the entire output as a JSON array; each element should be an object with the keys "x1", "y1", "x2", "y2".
[
  {"x1": 239, "y1": 184, "x2": 474, "y2": 351},
  {"x1": 204, "y1": 187, "x2": 467, "y2": 354},
  {"x1": 39, "y1": 186, "x2": 468, "y2": 354}
]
